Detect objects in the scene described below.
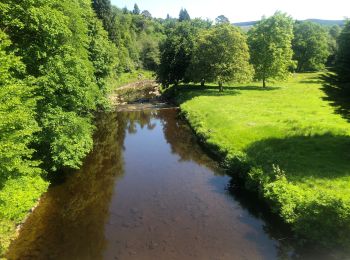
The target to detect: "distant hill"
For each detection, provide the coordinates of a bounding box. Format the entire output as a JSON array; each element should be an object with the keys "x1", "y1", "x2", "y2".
[
  {"x1": 233, "y1": 19, "x2": 345, "y2": 30},
  {"x1": 303, "y1": 19, "x2": 345, "y2": 26}
]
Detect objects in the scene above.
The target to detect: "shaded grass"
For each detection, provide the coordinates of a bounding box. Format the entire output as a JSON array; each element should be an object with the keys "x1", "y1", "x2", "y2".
[{"x1": 174, "y1": 73, "x2": 350, "y2": 248}]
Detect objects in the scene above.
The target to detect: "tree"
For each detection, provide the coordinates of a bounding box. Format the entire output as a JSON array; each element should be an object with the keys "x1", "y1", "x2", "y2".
[
  {"x1": 292, "y1": 21, "x2": 330, "y2": 72},
  {"x1": 157, "y1": 21, "x2": 196, "y2": 86},
  {"x1": 188, "y1": 24, "x2": 253, "y2": 91},
  {"x1": 335, "y1": 21, "x2": 350, "y2": 84},
  {"x1": 141, "y1": 10, "x2": 152, "y2": 19},
  {"x1": 248, "y1": 12, "x2": 295, "y2": 87},
  {"x1": 92, "y1": 0, "x2": 117, "y2": 41},
  {"x1": 92, "y1": 0, "x2": 112, "y2": 21},
  {"x1": 215, "y1": 15, "x2": 230, "y2": 24},
  {"x1": 327, "y1": 25, "x2": 341, "y2": 66},
  {"x1": 140, "y1": 37, "x2": 160, "y2": 71},
  {"x1": 179, "y1": 8, "x2": 191, "y2": 22},
  {"x1": 0, "y1": 30, "x2": 41, "y2": 180},
  {"x1": 133, "y1": 3, "x2": 140, "y2": 15},
  {"x1": 0, "y1": 0, "x2": 118, "y2": 171}
]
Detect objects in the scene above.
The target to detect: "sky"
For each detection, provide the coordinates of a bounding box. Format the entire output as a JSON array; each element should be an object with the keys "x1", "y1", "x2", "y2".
[{"x1": 110, "y1": 0, "x2": 349, "y2": 23}]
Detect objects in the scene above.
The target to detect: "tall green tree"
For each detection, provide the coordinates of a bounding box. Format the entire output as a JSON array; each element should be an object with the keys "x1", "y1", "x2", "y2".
[
  {"x1": 327, "y1": 25, "x2": 341, "y2": 66},
  {"x1": 248, "y1": 12, "x2": 295, "y2": 87},
  {"x1": 188, "y1": 24, "x2": 253, "y2": 91},
  {"x1": 157, "y1": 21, "x2": 196, "y2": 86},
  {"x1": 292, "y1": 21, "x2": 330, "y2": 72},
  {"x1": 179, "y1": 8, "x2": 191, "y2": 22},
  {"x1": 141, "y1": 10, "x2": 152, "y2": 19},
  {"x1": 215, "y1": 15, "x2": 230, "y2": 24},
  {"x1": 0, "y1": 0, "x2": 119, "y2": 253},
  {"x1": 335, "y1": 21, "x2": 350, "y2": 85},
  {"x1": 133, "y1": 3, "x2": 140, "y2": 15},
  {"x1": 92, "y1": 0, "x2": 117, "y2": 41},
  {"x1": 0, "y1": 0, "x2": 117, "y2": 171},
  {"x1": 0, "y1": 30, "x2": 41, "y2": 181}
]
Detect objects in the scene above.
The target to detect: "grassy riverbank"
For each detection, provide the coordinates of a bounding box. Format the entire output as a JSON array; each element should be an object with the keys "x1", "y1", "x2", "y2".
[{"x1": 172, "y1": 73, "x2": 350, "y2": 248}]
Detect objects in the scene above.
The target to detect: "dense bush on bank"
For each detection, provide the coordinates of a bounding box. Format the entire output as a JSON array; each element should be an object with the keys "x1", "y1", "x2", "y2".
[{"x1": 0, "y1": 0, "x2": 117, "y2": 254}]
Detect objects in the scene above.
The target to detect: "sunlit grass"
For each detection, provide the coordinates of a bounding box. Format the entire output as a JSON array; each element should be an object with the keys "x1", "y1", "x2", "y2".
[{"x1": 175, "y1": 73, "x2": 350, "y2": 246}]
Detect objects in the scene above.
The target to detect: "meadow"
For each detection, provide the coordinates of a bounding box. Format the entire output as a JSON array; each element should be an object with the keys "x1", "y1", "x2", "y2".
[{"x1": 173, "y1": 73, "x2": 350, "y2": 247}]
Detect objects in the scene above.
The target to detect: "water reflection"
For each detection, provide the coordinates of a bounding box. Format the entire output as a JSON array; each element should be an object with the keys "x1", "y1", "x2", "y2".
[{"x1": 7, "y1": 112, "x2": 126, "y2": 260}]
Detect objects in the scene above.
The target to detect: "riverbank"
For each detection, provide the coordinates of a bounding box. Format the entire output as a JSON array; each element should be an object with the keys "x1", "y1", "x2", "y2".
[
  {"x1": 0, "y1": 71, "x2": 155, "y2": 257},
  {"x1": 169, "y1": 72, "x2": 350, "y2": 250}
]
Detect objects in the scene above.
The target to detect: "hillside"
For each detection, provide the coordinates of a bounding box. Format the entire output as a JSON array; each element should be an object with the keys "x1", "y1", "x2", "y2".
[{"x1": 234, "y1": 19, "x2": 345, "y2": 30}]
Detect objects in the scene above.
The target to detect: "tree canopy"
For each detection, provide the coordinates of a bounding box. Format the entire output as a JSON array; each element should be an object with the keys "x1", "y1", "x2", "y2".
[
  {"x1": 215, "y1": 15, "x2": 230, "y2": 24},
  {"x1": 292, "y1": 21, "x2": 330, "y2": 72},
  {"x1": 133, "y1": 3, "x2": 140, "y2": 15},
  {"x1": 157, "y1": 21, "x2": 197, "y2": 86},
  {"x1": 188, "y1": 24, "x2": 253, "y2": 90},
  {"x1": 179, "y1": 8, "x2": 191, "y2": 22},
  {"x1": 335, "y1": 21, "x2": 350, "y2": 85},
  {"x1": 248, "y1": 12, "x2": 296, "y2": 87}
]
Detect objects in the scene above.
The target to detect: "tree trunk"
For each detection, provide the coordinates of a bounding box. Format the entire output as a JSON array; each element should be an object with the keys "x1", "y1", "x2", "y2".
[
  {"x1": 263, "y1": 78, "x2": 266, "y2": 88},
  {"x1": 201, "y1": 78, "x2": 205, "y2": 87},
  {"x1": 219, "y1": 81, "x2": 223, "y2": 92}
]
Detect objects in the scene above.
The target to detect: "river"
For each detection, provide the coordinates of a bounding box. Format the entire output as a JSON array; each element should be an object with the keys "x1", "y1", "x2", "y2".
[{"x1": 6, "y1": 105, "x2": 333, "y2": 260}]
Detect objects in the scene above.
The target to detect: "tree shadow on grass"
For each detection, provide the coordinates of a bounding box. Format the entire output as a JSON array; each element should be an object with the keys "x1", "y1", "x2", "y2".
[
  {"x1": 299, "y1": 79, "x2": 324, "y2": 84},
  {"x1": 172, "y1": 84, "x2": 280, "y2": 104},
  {"x1": 245, "y1": 133, "x2": 350, "y2": 182},
  {"x1": 180, "y1": 84, "x2": 279, "y2": 91},
  {"x1": 320, "y1": 72, "x2": 350, "y2": 122}
]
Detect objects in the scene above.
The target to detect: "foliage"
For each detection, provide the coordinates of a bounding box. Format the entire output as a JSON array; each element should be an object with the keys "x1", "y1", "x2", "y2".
[
  {"x1": 132, "y1": 3, "x2": 140, "y2": 15},
  {"x1": 92, "y1": 0, "x2": 116, "y2": 40},
  {"x1": 174, "y1": 73, "x2": 350, "y2": 248},
  {"x1": 0, "y1": 31, "x2": 41, "y2": 181},
  {"x1": 327, "y1": 25, "x2": 341, "y2": 66},
  {"x1": 188, "y1": 24, "x2": 253, "y2": 90},
  {"x1": 248, "y1": 12, "x2": 296, "y2": 87},
  {"x1": 0, "y1": 30, "x2": 50, "y2": 256},
  {"x1": 215, "y1": 15, "x2": 230, "y2": 24},
  {"x1": 97, "y1": 5, "x2": 165, "y2": 72},
  {"x1": 141, "y1": 10, "x2": 152, "y2": 19},
  {"x1": 292, "y1": 21, "x2": 330, "y2": 72},
  {"x1": 335, "y1": 21, "x2": 350, "y2": 85},
  {"x1": 179, "y1": 8, "x2": 191, "y2": 22},
  {"x1": 139, "y1": 36, "x2": 160, "y2": 71},
  {"x1": 157, "y1": 21, "x2": 197, "y2": 86},
  {"x1": 0, "y1": 0, "x2": 117, "y2": 254},
  {"x1": 39, "y1": 108, "x2": 95, "y2": 171},
  {"x1": 0, "y1": 176, "x2": 48, "y2": 222}
]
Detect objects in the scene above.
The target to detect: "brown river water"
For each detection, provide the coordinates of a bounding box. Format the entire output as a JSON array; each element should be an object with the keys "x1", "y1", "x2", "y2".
[{"x1": 6, "y1": 106, "x2": 342, "y2": 260}]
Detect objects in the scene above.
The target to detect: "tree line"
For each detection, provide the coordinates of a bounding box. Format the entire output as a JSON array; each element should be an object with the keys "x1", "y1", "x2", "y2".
[{"x1": 157, "y1": 11, "x2": 349, "y2": 90}]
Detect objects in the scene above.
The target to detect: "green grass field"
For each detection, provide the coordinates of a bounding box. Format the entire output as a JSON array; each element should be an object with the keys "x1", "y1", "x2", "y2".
[{"x1": 173, "y1": 73, "x2": 350, "y2": 248}]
